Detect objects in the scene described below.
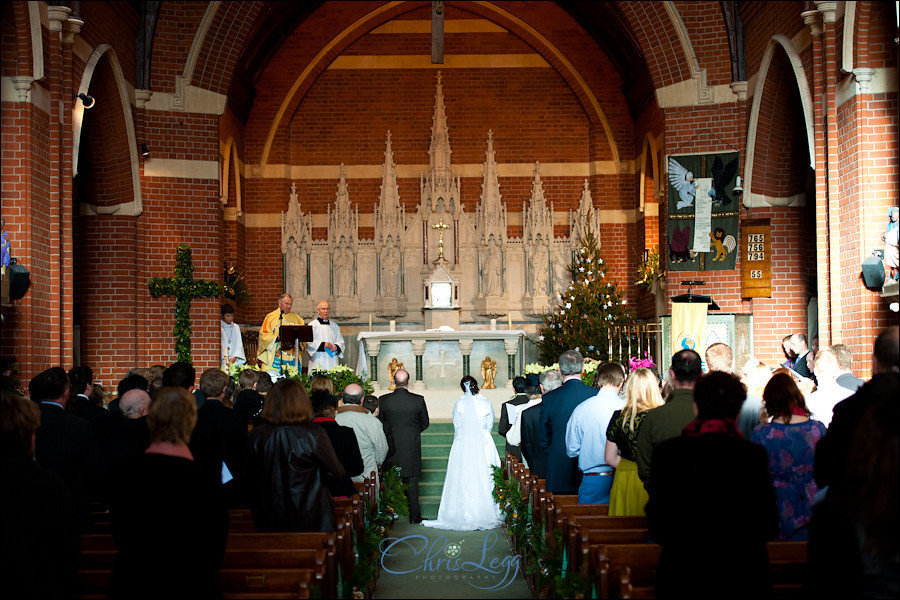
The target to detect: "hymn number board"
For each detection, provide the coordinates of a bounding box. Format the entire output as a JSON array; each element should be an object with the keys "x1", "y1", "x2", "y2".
[{"x1": 741, "y1": 219, "x2": 772, "y2": 298}]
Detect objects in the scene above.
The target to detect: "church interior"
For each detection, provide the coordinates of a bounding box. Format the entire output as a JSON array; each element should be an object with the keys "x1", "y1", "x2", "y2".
[{"x1": 1, "y1": 1, "x2": 897, "y2": 388}]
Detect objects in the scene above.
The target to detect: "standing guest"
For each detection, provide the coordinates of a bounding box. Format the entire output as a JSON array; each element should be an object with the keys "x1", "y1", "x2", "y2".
[
  {"x1": 310, "y1": 390, "x2": 363, "y2": 497},
  {"x1": 258, "y1": 294, "x2": 305, "y2": 375},
  {"x1": 109, "y1": 372, "x2": 150, "y2": 415},
  {"x1": 220, "y1": 304, "x2": 246, "y2": 366},
  {"x1": 540, "y1": 350, "x2": 597, "y2": 494},
  {"x1": 636, "y1": 349, "x2": 702, "y2": 492},
  {"x1": 751, "y1": 373, "x2": 826, "y2": 541},
  {"x1": 108, "y1": 387, "x2": 227, "y2": 600},
  {"x1": 1, "y1": 392, "x2": 80, "y2": 600},
  {"x1": 791, "y1": 333, "x2": 814, "y2": 380},
  {"x1": 807, "y1": 387, "x2": 899, "y2": 599},
  {"x1": 307, "y1": 301, "x2": 345, "y2": 372},
  {"x1": 497, "y1": 376, "x2": 531, "y2": 461},
  {"x1": 737, "y1": 360, "x2": 772, "y2": 440},
  {"x1": 605, "y1": 368, "x2": 663, "y2": 515},
  {"x1": 378, "y1": 369, "x2": 429, "y2": 523},
  {"x1": 309, "y1": 373, "x2": 335, "y2": 397},
  {"x1": 363, "y1": 394, "x2": 395, "y2": 462},
  {"x1": 806, "y1": 346, "x2": 854, "y2": 427},
  {"x1": 647, "y1": 372, "x2": 778, "y2": 599},
  {"x1": 705, "y1": 342, "x2": 734, "y2": 373},
  {"x1": 162, "y1": 362, "x2": 195, "y2": 391},
  {"x1": 68, "y1": 366, "x2": 110, "y2": 431},
  {"x1": 781, "y1": 335, "x2": 797, "y2": 370},
  {"x1": 336, "y1": 383, "x2": 388, "y2": 485},
  {"x1": 189, "y1": 368, "x2": 247, "y2": 504},
  {"x1": 30, "y1": 366, "x2": 103, "y2": 533},
  {"x1": 519, "y1": 369, "x2": 562, "y2": 477},
  {"x1": 99, "y1": 390, "x2": 152, "y2": 492},
  {"x1": 566, "y1": 362, "x2": 626, "y2": 503},
  {"x1": 831, "y1": 344, "x2": 865, "y2": 392},
  {"x1": 233, "y1": 369, "x2": 265, "y2": 429},
  {"x1": 246, "y1": 379, "x2": 344, "y2": 532},
  {"x1": 815, "y1": 325, "x2": 899, "y2": 489}
]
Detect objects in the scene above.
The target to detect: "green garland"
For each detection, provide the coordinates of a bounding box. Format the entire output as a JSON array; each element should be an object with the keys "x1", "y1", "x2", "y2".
[
  {"x1": 348, "y1": 466, "x2": 408, "y2": 598},
  {"x1": 492, "y1": 465, "x2": 591, "y2": 599},
  {"x1": 149, "y1": 245, "x2": 221, "y2": 363}
]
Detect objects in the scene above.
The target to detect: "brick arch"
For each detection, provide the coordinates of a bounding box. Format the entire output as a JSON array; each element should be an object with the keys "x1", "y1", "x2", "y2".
[
  {"x1": 257, "y1": 0, "x2": 623, "y2": 171},
  {"x1": 618, "y1": 1, "x2": 696, "y2": 90},
  {"x1": 638, "y1": 133, "x2": 660, "y2": 250},
  {"x1": 189, "y1": 1, "x2": 266, "y2": 95},
  {"x1": 75, "y1": 44, "x2": 142, "y2": 216},
  {"x1": 744, "y1": 34, "x2": 814, "y2": 207}
]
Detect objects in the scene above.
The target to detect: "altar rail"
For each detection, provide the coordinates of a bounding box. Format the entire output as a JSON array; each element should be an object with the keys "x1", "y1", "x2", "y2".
[{"x1": 607, "y1": 321, "x2": 662, "y2": 367}]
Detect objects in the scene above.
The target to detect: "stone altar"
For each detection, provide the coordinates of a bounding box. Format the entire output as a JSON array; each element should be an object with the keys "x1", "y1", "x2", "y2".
[{"x1": 356, "y1": 329, "x2": 526, "y2": 392}]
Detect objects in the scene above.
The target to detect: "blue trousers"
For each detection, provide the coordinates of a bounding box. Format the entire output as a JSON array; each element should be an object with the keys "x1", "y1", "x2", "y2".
[{"x1": 578, "y1": 473, "x2": 614, "y2": 504}]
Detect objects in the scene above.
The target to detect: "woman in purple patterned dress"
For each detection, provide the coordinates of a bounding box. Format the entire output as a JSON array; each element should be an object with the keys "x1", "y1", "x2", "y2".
[{"x1": 751, "y1": 372, "x2": 826, "y2": 541}]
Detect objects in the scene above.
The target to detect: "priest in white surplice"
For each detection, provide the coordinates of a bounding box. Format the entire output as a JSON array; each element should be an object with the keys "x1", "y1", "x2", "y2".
[{"x1": 307, "y1": 301, "x2": 345, "y2": 372}]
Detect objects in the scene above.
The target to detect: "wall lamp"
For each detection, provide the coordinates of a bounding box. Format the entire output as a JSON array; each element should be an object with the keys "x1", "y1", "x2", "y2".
[
  {"x1": 139, "y1": 143, "x2": 150, "y2": 157},
  {"x1": 73, "y1": 93, "x2": 95, "y2": 109}
]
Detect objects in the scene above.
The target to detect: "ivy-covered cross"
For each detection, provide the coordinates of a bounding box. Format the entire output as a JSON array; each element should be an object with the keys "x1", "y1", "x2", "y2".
[{"x1": 149, "y1": 245, "x2": 221, "y2": 363}]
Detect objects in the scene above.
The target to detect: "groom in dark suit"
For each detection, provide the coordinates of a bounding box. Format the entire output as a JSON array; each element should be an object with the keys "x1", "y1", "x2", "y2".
[
  {"x1": 539, "y1": 350, "x2": 596, "y2": 494},
  {"x1": 378, "y1": 369, "x2": 429, "y2": 523}
]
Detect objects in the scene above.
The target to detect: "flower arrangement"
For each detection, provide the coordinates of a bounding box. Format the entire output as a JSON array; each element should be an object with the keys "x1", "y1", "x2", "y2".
[
  {"x1": 628, "y1": 352, "x2": 656, "y2": 371},
  {"x1": 306, "y1": 364, "x2": 373, "y2": 395},
  {"x1": 636, "y1": 245, "x2": 665, "y2": 291},
  {"x1": 223, "y1": 261, "x2": 253, "y2": 307}
]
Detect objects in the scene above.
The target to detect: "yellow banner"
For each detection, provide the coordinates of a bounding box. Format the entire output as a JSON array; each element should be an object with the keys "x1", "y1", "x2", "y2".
[{"x1": 672, "y1": 302, "x2": 707, "y2": 355}]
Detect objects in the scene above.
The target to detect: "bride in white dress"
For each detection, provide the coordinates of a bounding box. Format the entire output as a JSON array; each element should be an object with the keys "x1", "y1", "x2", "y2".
[{"x1": 423, "y1": 376, "x2": 503, "y2": 531}]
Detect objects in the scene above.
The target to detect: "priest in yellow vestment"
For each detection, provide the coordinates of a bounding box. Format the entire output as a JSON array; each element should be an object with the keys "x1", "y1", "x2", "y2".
[{"x1": 258, "y1": 294, "x2": 305, "y2": 374}]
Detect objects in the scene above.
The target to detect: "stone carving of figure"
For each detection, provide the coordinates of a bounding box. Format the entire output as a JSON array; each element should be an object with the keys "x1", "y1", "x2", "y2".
[
  {"x1": 529, "y1": 249, "x2": 547, "y2": 297},
  {"x1": 334, "y1": 245, "x2": 353, "y2": 297},
  {"x1": 481, "y1": 356, "x2": 497, "y2": 389},
  {"x1": 482, "y1": 243, "x2": 502, "y2": 296},
  {"x1": 290, "y1": 248, "x2": 306, "y2": 298},
  {"x1": 382, "y1": 246, "x2": 400, "y2": 297},
  {"x1": 388, "y1": 357, "x2": 404, "y2": 390}
]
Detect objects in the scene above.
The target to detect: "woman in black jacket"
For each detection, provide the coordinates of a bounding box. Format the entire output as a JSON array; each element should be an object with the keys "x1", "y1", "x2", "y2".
[{"x1": 246, "y1": 379, "x2": 344, "y2": 532}]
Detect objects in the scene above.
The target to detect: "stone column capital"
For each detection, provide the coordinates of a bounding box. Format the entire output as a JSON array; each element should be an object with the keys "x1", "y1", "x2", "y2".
[
  {"x1": 411, "y1": 340, "x2": 427, "y2": 355},
  {"x1": 365, "y1": 339, "x2": 382, "y2": 357},
  {"x1": 801, "y1": 10, "x2": 823, "y2": 36},
  {"x1": 47, "y1": 6, "x2": 73, "y2": 32},
  {"x1": 458, "y1": 339, "x2": 474, "y2": 355},
  {"x1": 61, "y1": 17, "x2": 84, "y2": 43}
]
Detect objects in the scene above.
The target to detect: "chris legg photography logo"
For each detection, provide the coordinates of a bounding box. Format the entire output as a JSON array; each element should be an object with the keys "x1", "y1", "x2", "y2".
[{"x1": 379, "y1": 530, "x2": 521, "y2": 591}]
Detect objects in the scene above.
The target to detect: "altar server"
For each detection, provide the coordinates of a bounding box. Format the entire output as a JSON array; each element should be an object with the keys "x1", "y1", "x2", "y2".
[{"x1": 308, "y1": 301, "x2": 345, "y2": 372}]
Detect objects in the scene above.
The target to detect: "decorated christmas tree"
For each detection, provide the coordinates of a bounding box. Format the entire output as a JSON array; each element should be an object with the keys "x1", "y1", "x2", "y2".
[{"x1": 537, "y1": 230, "x2": 632, "y2": 365}]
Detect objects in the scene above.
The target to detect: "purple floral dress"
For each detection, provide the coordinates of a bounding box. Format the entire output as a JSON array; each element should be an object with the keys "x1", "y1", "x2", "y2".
[{"x1": 751, "y1": 419, "x2": 826, "y2": 541}]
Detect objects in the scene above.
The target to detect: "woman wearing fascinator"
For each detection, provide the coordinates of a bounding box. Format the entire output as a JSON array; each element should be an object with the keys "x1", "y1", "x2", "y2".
[{"x1": 422, "y1": 376, "x2": 502, "y2": 531}]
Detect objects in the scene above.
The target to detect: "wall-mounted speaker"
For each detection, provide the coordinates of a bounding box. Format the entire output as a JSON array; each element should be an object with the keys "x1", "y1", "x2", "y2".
[
  {"x1": 861, "y1": 255, "x2": 885, "y2": 290},
  {"x1": 8, "y1": 263, "x2": 31, "y2": 299}
]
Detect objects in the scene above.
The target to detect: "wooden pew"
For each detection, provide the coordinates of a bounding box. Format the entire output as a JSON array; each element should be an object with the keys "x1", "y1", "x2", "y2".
[
  {"x1": 564, "y1": 515, "x2": 647, "y2": 573},
  {"x1": 592, "y1": 542, "x2": 661, "y2": 599},
  {"x1": 218, "y1": 567, "x2": 313, "y2": 599},
  {"x1": 768, "y1": 542, "x2": 808, "y2": 600}
]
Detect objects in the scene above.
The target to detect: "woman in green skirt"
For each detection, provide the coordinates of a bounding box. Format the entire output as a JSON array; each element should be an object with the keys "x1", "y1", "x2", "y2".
[{"x1": 604, "y1": 368, "x2": 663, "y2": 516}]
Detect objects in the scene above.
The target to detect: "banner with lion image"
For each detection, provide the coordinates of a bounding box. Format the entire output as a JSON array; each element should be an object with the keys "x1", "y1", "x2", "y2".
[{"x1": 666, "y1": 151, "x2": 740, "y2": 272}]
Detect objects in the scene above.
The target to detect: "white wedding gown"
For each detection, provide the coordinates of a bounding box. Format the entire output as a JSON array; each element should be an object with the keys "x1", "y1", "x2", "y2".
[{"x1": 422, "y1": 389, "x2": 503, "y2": 531}]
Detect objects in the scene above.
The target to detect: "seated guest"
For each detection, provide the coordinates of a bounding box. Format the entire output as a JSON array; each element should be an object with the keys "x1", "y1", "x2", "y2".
[
  {"x1": 189, "y1": 368, "x2": 247, "y2": 503},
  {"x1": 30, "y1": 366, "x2": 103, "y2": 533},
  {"x1": 751, "y1": 373, "x2": 826, "y2": 541},
  {"x1": 604, "y1": 367, "x2": 662, "y2": 515},
  {"x1": 311, "y1": 389, "x2": 363, "y2": 497},
  {"x1": 233, "y1": 369, "x2": 265, "y2": 430},
  {"x1": 246, "y1": 379, "x2": 345, "y2": 531},
  {"x1": 108, "y1": 387, "x2": 227, "y2": 600},
  {"x1": 1, "y1": 392, "x2": 79, "y2": 600},
  {"x1": 647, "y1": 371, "x2": 778, "y2": 599}
]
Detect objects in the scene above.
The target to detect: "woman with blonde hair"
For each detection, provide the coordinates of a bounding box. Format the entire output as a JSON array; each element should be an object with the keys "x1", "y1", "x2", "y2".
[
  {"x1": 604, "y1": 368, "x2": 663, "y2": 515},
  {"x1": 246, "y1": 378, "x2": 345, "y2": 532}
]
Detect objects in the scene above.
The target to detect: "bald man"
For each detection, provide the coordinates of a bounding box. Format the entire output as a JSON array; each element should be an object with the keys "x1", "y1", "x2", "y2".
[
  {"x1": 120, "y1": 389, "x2": 151, "y2": 420},
  {"x1": 336, "y1": 383, "x2": 388, "y2": 486}
]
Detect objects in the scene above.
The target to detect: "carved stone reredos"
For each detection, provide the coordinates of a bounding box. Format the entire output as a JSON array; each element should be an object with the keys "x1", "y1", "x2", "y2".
[
  {"x1": 329, "y1": 163, "x2": 359, "y2": 250},
  {"x1": 420, "y1": 70, "x2": 462, "y2": 219},
  {"x1": 375, "y1": 131, "x2": 406, "y2": 250},
  {"x1": 282, "y1": 182, "x2": 312, "y2": 254},
  {"x1": 476, "y1": 130, "x2": 507, "y2": 248},
  {"x1": 569, "y1": 178, "x2": 601, "y2": 247},
  {"x1": 523, "y1": 161, "x2": 554, "y2": 245}
]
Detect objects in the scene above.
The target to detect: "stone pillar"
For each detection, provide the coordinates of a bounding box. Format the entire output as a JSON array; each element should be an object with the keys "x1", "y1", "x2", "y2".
[
  {"x1": 504, "y1": 338, "x2": 519, "y2": 390},
  {"x1": 411, "y1": 339, "x2": 427, "y2": 392},
  {"x1": 458, "y1": 339, "x2": 474, "y2": 377},
  {"x1": 365, "y1": 339, "x2": 381, "y2": 390}
]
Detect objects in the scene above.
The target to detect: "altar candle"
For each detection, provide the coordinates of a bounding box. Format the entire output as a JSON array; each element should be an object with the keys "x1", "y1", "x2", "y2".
[
  {"x1": 507, "y1": 314, "x2": 512, "y2": 329},
  {"x1": 491, "y1": 318, "x2": 497, "y2": 331},
  {"x1": 390, "y1": 320, "x2": 396, "y2": 332},
  {"x1": 368, "y1": 314, "x2": 372, "y2": 330}
]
